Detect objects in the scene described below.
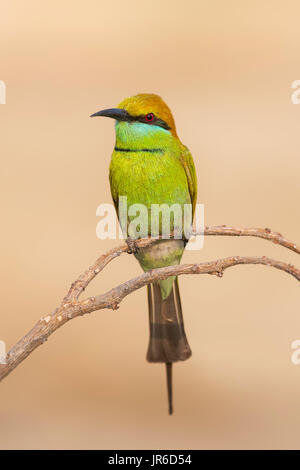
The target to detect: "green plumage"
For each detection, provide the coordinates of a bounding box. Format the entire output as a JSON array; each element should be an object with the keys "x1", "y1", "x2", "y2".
[{"x1": 109, "y1": 121, "x2": 195, "y2": 298}]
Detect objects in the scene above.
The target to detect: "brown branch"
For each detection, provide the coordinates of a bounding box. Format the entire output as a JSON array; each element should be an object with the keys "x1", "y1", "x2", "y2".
[
  {"x1": 203, "y1": 225, "x2": 300, "y2": 254},
  {"x1": 0, "y1": 225, "x2": 299, "y2": 383},
  {"x1": 62, "y1": 225, "x2": 300, "y2": 303},
  {"x1": 0, "y1": 250, "x2": 300, "y2": 381}
]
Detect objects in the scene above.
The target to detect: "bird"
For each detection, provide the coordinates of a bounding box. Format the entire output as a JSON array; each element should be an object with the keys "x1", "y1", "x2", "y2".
[{"x1": 91, "y1": 93, "x2": 197, "y2": 414}]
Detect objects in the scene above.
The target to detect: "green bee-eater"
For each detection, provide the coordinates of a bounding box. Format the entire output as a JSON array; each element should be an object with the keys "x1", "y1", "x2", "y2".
[{"x1": 91, "y1": 94, "x2": 197, "y2": 414}]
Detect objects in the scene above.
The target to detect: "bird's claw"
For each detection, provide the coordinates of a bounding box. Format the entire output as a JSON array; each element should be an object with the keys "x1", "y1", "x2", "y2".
[{"x1": 126, "y1": 237, "x2": 139, "y2": 254}]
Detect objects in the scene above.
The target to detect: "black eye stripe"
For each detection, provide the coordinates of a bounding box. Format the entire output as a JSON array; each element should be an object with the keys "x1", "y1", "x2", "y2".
[
  {"x1": 136, "y1": 114, "x2": 170, "y2": 130},
  {"x1": 119, "y1": 110, "x2": 171, "y2": 130}
]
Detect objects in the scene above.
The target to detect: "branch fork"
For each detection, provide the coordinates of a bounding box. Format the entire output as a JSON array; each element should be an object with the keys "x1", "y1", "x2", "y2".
[{"x1": 0, "y1": 225, "x2": 299, "y2": 382}]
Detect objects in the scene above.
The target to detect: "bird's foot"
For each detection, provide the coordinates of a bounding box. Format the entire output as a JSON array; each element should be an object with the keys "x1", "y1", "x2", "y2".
[{"x1": 126, "y1": 237, "x2": 139, "y2": 254}]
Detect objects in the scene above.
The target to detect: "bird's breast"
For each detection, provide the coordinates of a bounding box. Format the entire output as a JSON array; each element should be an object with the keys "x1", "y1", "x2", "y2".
[{"x1": 109, "y1": 150, "x2": 190, "y2": 210}]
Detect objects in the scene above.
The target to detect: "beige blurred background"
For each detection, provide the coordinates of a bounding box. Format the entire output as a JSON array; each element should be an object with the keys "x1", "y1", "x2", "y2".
[{"x1": 0, "y1": 0, "x2": 299, "y2": 450}]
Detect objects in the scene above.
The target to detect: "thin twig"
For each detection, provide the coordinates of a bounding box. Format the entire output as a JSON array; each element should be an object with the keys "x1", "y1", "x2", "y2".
[{"x1": 203, "y1": 225, "x2": 300, "y2": 254}]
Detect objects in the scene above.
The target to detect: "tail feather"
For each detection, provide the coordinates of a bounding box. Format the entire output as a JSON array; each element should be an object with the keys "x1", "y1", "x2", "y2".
[
  {"x1": 146, "y1": 278, "x2": 191, "y2": 414},
  {"x1": 147, "y1": 279, "x2": 191, "y2": 363},
  {"x1": 165, "y1": 362, "x2": 173, "y2": 415}
]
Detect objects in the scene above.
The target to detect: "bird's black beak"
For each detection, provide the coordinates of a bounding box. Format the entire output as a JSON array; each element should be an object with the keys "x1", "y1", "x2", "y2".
[{"x1": 90, "y1": 108, "x2": 131, "y2": 121}]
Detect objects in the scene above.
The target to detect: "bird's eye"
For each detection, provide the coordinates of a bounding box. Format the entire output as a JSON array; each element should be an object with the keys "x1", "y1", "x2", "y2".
[{"x1": 145, "y1": 113, "x2": 155, "y2": 122}]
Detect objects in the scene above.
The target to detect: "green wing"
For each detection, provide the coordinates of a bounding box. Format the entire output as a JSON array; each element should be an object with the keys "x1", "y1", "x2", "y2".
[
  {"x1": 109, "y1": 161, "x2": 119, "y2": 213},
  {"x1": 179, "y1": 144, "x2": 198, "y2": 219}
]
